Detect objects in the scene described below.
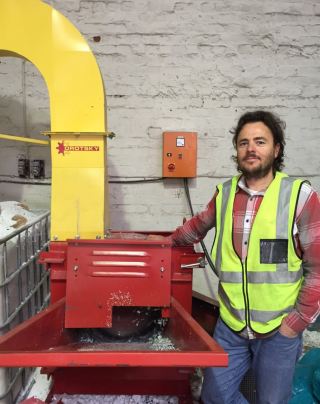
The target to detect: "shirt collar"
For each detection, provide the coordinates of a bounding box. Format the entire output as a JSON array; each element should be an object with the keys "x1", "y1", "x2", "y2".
[{"x1": 237, "y1": 176, "x2": 266, "y2": 197}]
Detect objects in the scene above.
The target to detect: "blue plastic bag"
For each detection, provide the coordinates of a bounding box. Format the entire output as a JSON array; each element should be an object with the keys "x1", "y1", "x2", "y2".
[
  {"x1": 289, "y1": 348, "x2": 320, "y2": 404},
  {"x1": 313, "y1": 368, "x2": 320, "y2": 402}
]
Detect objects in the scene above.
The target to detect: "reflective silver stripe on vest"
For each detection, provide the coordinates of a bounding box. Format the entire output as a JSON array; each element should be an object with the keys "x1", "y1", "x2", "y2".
[
  {"x1": 215, "y1": 179, "x2": 233, "y2": 276},
  {"x1": 250, "y1": 305, "x2": 294, "y2": 323},
  {"x1": 220, "y1": 271, "x2": 243, "y2": 283},
  {"x1": 247, "y1": 267, "x2": 302, "y2": 283},
  {"x1": 219, "y1": 284, "x2": 294, "y2": 323},
  {"x1": 220, "y1": 267, "x2": 302, "y2": 284},
  {"x1": 275, "y1": 177, "x2": 297, "y2": 272},
  {"x1": 218, "y1": 283, "x2": 246, "y2": 321}
]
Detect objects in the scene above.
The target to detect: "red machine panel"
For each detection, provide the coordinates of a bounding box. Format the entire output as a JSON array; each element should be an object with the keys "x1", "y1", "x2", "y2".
[{"x1": 65, "y1": 239, "x2": 172, "y2": 328}]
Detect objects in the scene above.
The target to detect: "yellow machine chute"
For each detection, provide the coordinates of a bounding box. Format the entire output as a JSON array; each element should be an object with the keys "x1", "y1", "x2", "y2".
[{"x1": 0, "y1": 0, "x2": 109, "y2": 240}]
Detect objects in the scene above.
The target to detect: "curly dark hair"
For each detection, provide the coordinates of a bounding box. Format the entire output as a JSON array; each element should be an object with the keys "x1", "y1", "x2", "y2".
[{"x1": 231, "y1": 110, "x2": 286, "y2": 172}]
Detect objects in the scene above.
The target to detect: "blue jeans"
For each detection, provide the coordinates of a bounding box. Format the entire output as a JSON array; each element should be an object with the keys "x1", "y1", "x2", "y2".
[{"x1": 201, "y1": 317, "x2": 302, "y2": 404}]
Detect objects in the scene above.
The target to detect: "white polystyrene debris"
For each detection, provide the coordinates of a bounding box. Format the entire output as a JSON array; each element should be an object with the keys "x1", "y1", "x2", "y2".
[
  {"x1": 147, "y1": 333, "x2": 176, "y2": 351},
  {"x1": 52, "y1": 395, "x2": 178, "y2": 403},
  {"x1": 303, "y1": 330, "x2": 320, "y2": 349},
  {"x1": 0, "y1": 201, "x2": 38, "y2": 239}
]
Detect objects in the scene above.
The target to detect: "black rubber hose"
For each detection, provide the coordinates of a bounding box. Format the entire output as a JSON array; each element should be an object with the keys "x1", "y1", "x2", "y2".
[{"x1": 183, "y1": 178, "x2": 218, "y2": 277}]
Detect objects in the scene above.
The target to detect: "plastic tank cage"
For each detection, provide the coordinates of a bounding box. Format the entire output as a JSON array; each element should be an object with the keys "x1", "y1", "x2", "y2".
[{"x1": 0, "y1": 212, "x2": 50, "y2": 404}]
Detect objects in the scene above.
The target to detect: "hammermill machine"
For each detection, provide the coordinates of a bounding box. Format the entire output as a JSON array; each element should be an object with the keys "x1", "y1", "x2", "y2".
[{"x1": 0, "y1": 1, "x2": 227, "y2": 402}]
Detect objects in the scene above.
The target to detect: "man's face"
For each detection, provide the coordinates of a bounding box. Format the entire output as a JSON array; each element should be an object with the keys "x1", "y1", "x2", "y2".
[{"x1": 236, "y1": 122, "x2": 280, "y2": 179}]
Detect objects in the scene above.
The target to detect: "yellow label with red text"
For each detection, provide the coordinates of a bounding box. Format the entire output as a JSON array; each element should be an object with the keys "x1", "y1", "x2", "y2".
[{"x1": 51, "y1": 134, "x2": 105, "y2": 168}]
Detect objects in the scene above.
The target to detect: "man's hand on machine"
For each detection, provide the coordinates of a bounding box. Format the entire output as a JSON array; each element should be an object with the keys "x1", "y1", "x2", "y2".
[{"x1": 147, "y1": 234, "x2": 167, "y2": 241}]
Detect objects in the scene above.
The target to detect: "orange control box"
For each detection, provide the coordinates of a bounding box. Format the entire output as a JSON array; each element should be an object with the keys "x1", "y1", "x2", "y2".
[{"x1": 162, "y1": 131, "x2": 197, "y2": 178}]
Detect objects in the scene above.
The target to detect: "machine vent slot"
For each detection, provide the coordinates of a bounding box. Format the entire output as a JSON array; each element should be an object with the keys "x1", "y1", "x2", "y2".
[
  {"x1": 92, "y1": 250, "x2": 150, "y2": 257},
  {"x1": 92, "y1": 261, "x2": 149, "y2": 267},
  {"x1": 90, "y1": 271, "x2": 149, "y2": 277}
]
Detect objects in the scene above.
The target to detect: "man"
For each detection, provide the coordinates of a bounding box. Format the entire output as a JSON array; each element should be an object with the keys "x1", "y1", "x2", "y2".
[{"x1": 170, "y1": 111, "x2": 320, "y2": 403}]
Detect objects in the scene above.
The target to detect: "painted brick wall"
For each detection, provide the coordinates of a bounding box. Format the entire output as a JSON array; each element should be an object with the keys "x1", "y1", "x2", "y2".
[{"x1": 1, "y1": 0, "x2": 320, "y2": 297}]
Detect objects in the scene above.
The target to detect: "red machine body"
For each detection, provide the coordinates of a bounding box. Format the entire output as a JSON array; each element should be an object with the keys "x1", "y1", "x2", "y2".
[
  {"x1": 65, "y1": 238, "x2": 172, "y2": 328},
  {"x1": 40, "y1": 234, "x2": 206, "y2": 327},
  {"x1": 0, "y1": 232, "x2": 227, "y2": 403}
]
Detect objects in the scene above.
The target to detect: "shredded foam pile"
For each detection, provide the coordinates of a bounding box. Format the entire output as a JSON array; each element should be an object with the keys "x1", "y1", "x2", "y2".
[
  {"x1": 303, "y1": 330, "x2": 320, "y2": 350},
  {"x1": 77, "y1": 335, "x2": 176, "y2": 352},
  {"x1": 75, "y1": 327, "x2": 177, "y2": 352},
  {"x1": 0, "y1": 201, "x2": 38, "y2": 239},
  {"x1": 51, "y1": 395, "x2": 178, "y2": 403}
]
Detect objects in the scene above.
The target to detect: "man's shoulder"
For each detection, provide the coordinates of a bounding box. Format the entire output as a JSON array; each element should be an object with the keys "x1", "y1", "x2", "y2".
[
  {"x1": 285, "y1": 175, "x2": 315, "y2": 195},
  {"x1": 220, "y1": 175, "x2": 240, "y2": 186},
  {"x1": 296, "y1": 180, "x2": 319, "y2": 215},
  {"x1": 295, "y1": 180, "x2": 320, "y2": 221},
  {"x1": 291, "y1": 178, "x2": 317, "y2": 197}
]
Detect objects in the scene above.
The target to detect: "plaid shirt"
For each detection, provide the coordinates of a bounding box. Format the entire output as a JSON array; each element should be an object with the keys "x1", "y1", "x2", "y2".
[{"x1": 171, "y1": 176, "x2": 320, "y2": 334}]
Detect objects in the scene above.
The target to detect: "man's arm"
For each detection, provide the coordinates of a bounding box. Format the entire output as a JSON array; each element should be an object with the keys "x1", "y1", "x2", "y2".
[
  {"x1": 170, "y1": 192, "x2": 217, "y2": 246},
  {"x1": 281, "y1": 185, "x2": 320, "y2": 336}
]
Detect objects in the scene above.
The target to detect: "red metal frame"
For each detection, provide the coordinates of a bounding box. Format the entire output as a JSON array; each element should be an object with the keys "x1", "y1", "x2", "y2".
[
  {"x1": 46, "y1": 367, "x2": 195, "y2": 401},
  {"x1": 0, "y1": 297, "x2": 227, "y2": 367},
  {"x1": 0, "y1": 233, "x2": 228, "y2": 402}
]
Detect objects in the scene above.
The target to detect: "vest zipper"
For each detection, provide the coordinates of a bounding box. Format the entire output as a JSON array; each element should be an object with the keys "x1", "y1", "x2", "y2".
[
  {"x1": 243, "y1": 257, "x2": 250, "y2": 328},
  {"x1": 233, "y1": 239, "x2": 250, "y2": 328}
]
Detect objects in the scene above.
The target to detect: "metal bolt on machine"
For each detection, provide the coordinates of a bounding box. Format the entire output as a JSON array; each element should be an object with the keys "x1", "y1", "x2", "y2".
[{"x1": 0, "y1": 1, "x2": 228, "y2": 402}]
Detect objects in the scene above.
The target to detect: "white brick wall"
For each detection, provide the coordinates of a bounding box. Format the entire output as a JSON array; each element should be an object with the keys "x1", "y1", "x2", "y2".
[{"x1": 1, "y1": 0, "x2": 320, "y2": 297}]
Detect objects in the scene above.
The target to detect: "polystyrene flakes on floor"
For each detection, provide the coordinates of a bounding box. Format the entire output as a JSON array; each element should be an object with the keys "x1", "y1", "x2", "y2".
[
  {"x1": 51, "y1": 395, "x2": 179, "y2": 403},
  {"x1": 303, "y1": 329, "x2": 320, "y2": 350}
]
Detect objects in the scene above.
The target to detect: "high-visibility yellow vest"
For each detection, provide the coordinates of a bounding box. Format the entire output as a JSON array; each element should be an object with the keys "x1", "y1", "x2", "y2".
[{"x1": 211, "y1": 172, "x2": 305, "y2": 333}]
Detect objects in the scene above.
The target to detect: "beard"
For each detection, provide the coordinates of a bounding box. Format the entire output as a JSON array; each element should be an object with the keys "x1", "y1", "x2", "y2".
[{"x1": 237, "y1": 153, "x2": 275, "y2": 180}]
